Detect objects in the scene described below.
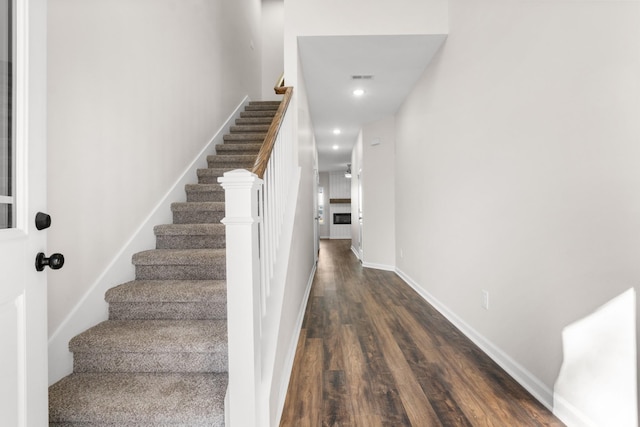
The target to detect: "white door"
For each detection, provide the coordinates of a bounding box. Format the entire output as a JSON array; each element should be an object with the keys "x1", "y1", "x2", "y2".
[
  {"x1": 357, "y1": 168, "x2": 363, "y2": 259},
  {"x1": 0, "y1": 0, "x2": 49, "y2": 425},
  {"x1": 313, "y1": 168, "x2": 319, "y2": 260}
]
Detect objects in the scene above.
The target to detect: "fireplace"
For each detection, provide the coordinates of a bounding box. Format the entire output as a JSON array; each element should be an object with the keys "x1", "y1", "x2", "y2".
[{"x1": 333, "y1": 213, "x2": 351, "y2": 225}]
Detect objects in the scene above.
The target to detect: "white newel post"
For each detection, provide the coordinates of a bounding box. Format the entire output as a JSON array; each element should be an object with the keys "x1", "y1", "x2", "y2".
[{"x1": 218, "y1": 169, "x2": 263, "y2": 427}]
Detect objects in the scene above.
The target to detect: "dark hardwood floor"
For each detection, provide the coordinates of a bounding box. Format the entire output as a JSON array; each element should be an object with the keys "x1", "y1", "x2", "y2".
[{"x1": 280, "y1": 239, "x2": 564, "y2": 427}]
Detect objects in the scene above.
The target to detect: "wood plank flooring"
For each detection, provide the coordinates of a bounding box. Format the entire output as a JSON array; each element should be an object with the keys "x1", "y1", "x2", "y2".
[{"x1": 280, "y1": 239, "x2": 564, "y2": 426}]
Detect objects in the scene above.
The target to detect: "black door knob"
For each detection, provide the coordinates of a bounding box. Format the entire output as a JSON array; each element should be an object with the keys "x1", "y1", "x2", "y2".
[
  {"x1": 35, "y1": 212, "x2": 52, "y2": 230},
  {"x1": 35, "y1": 252, "x2": 65, "y2": 271}
]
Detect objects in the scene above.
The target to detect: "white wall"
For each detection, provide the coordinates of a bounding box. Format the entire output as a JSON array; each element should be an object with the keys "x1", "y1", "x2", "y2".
[
  {"x1": 261, "y1": 0, "x2": 284, "y2": 100},
  {"x1": 329, "y1": 171, "x2": 350, "y2": 199},
  {"x1": 47, "y1": 0, "x2": 262, "y2": 339},
  {"x1": 284, "y1": 0, "x2": 447, "y2": 38},
  {"x1": 394, "y1": 0, "x2": 640, "y2": 422},
  {"x1": 361, "y1": 117, "x2": 395, "y2": 270}
]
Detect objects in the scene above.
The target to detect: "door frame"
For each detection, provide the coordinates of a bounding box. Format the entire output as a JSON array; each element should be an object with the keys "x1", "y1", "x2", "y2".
[{"x1": 0, "y1": 0, "x2": 49, "y2": 425}]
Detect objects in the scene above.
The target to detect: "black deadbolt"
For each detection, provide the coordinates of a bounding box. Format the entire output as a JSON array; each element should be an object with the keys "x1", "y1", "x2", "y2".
[
  {"x1": 35, "y1": 252, "x2": 65, "y2": 272},
  {"x1": 35, "y1": 212, "x2": 52, "y2": 230}
]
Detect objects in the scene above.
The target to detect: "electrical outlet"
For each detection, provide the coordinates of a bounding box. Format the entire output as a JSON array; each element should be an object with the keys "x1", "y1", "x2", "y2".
[
  {"x1": 400, "y1": 249, "x2": 404, "y2": 259},
  {"x1": 482, "y1": 290, "x2": 489, "y2": 310}
]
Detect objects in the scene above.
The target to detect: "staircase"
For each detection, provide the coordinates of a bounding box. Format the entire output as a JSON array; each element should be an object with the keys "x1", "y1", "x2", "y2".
[{"x1": 48, "y1": 100, "x2": 281, "y2": 426}]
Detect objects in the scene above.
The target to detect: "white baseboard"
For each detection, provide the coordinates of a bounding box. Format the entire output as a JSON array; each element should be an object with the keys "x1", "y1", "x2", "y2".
[
  {"x1": 47, "y1": 97, "x2": 249, "y2": 385},
  {"x1": 274, "y1": 261, "x2": 316, "y2": 427},
  {"x1": 395, "y1": 267, "x2": 555, "y2": 412},
  {"x1": 350, "y1": 245, "x2": 360, "y2": 260},
  {"x1": 349, "y1": 244, "x2": 394, "y2": 271},
  {"x1": 362, "y1": 261, "x2": 395, "y2": 272}
]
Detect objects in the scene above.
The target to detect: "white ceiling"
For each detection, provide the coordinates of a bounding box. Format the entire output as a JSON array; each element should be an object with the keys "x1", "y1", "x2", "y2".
[{"x1": 298, "y1": 34, "x2": 447, "y2": 172}]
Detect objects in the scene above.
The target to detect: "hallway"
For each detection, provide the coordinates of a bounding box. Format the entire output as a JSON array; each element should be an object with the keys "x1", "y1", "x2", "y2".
[{"x1": 280, "y1": 239, "x2": 563, "y2": 426}]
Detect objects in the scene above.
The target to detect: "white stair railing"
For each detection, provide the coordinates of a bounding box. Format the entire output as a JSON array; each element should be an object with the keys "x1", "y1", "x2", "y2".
[{"x1": 218, "y1": 83, "x2": 295, "y2": 427}]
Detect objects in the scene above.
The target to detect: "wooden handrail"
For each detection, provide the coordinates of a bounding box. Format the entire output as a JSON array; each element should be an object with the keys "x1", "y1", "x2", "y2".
[{"x1": 252, "y1": 77, "x2": 293, "y2": 178}]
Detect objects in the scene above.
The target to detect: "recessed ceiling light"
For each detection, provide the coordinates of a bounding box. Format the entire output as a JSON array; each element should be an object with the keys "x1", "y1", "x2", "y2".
[
  {"x1": 333, "y1": 129, "x2": 341, "y2": 135},
  {"x1": 332, "y1": 145, "x2": 339, "y2": 150},
  {"x1": 353, "y1": 89, "x2": 365, "y2": 97}
]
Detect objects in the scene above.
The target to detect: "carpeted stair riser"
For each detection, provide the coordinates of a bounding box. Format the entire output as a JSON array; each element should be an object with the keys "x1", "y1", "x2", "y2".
[
  {"x1": 236, "y1": 117, "x2": 274, "y2": 125},
  {"x1": 215, "y1": 143, "x2": 262, "y2": 155},
  {"x1": 49, "y1": 373, "x2": 227, "y2": 426},
  {"x1": 135, "y1": 264, "x2": 225, "y2": 281},
  {"x1": 73, "y1": 350, "x2": 227, "y2": 374},
  {"x1": 156, "y1": 235, "x2": 225, "y2": 249},
  {"x1": 48, "y1": 101, "x2": 281, "y2": 426},
  {"x1": 207, "y1": 154, "x2": 256, "y2": 169},
  {"x1": 206, "y1": 161, "x2": 255, "y2": 170},
  {"x1": 155, "y1": 224, "x2": 226, "y2": 250},
  {"x1": 109, "y1": 301, "x2": 225, "y2": 321},
  {"x1": 171, "y1": 202, "x2": 225, "y2": 224},
  {"x1": 223, "y1": 133, "x2": 267, "y2": 142},
  {"x1": 106, "y1": 280, "x2": 226, "y2": 320}
]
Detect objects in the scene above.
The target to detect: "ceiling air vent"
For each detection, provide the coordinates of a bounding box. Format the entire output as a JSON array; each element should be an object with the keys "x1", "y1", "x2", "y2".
[{"x1": 351, "y1": 75, "x2": 374, "y2": 80}]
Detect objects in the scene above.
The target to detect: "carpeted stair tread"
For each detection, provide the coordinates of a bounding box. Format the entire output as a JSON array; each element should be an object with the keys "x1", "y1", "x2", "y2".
[
  {"x1": 49, "y1": 372, "x2": 226, "y2": 426},
  {"x1": 171, "y1": 201, "x2": 225, "y2": 213},
  {"x1": 69, "y1": 319, "x2": 226, "y2": 354},
  {"x1": 154, "y1": 223, "x2": 225, "y2": 236},
  {"x1": 207, "y1": 154, "x2": 256, "y2": 163},
  {"x1": 185, "y1": 184, "x2": 225, "y2": 203},
  {"x1": 182, "y1": 191, "x2": 224, "y2": 203},
  {"x1": 106, "y1": 280, "x2": 226, "y2": 303},
  {"x1": 207, "y1": 154, "x2": 256, "y2": 169},
  {"x1": 230, "y1": 124, "x2": 270, "y2": 133},
  {"x1": 240, "y1": 110, "x2": 277, "y2": 118},
  {"x1": 133, "y1": 249, "x2": 226, "y2": 280},
  {"x1": 244, "y1": 104, "x2": 279, "y2": 111},
  {"x1": 185, "y1": 183, "x2": 224, "y2": 192},
  {"x1": 201, "y1": 166, "x2": 250, "y2": 179},
  {"x1": 236, "y1": 117, "x2": 274, "y2": 125},
  {"x1": 197, "y1": 168, "x2": 236, "y2": 183},
  {"x1": 249, "y1": 100, "x2": 281, "y2": 105},
  {"x1": 133, "y1": 248, "x2": 225, "y2": 266},
  {"x1": 69, "y1": 320, "x2": 228, "y2": 373},
  {"x1": 223, "y1": 133, "x2": 267, "y2": 142},
  {"x1": 106, "y1": 280, "x2": 226, "y2": 321},
  {"x1": 171, "y1": 201, "x2": 225, "y2": 210}
]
